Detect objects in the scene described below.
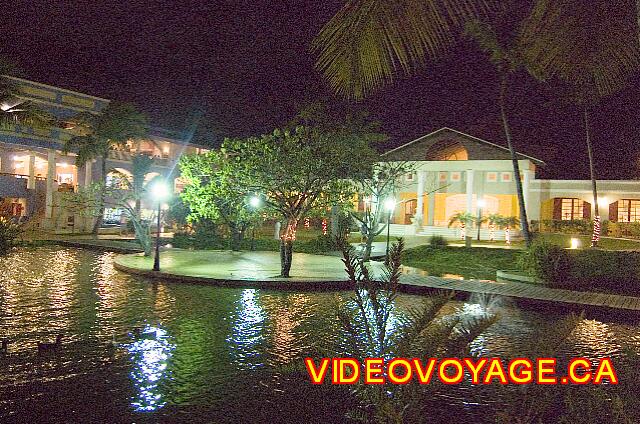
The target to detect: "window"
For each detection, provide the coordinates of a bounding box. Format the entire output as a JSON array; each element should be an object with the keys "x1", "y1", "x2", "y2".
[
  {"x1": 618, "y1": 199, "x2": 640, "y2": 222},
  {"x1": 405, "y1": 172, "x2": 415, "y2": 182},
  {"x1": 450, "y1": 172, "x2": 461, "y2": 182},
  {"x1": 500, "y1": 172, "x2": 512, "y2": 182},
  {"x1": 439, "y1": 172, "x2": 448, "y2": 182},
  {"x1": 561, "y1": 198, "x2": 583, "y2": 220},
  {"x1": 486, "y1": 172, "x2": 498, "y2": 182}
]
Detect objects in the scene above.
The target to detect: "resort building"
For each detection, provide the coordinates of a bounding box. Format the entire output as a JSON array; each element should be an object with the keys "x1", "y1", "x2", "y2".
[
  {"x1": 0, "y1": 76, "x2": 208, "y2": 231},
  {"x1": 381, "y1": 127, "x2": 640, "y2": 238}
]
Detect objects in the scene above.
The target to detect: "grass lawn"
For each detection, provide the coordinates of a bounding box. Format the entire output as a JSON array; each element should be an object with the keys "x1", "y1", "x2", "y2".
[
  {"x1": 402, "y1": 245, "x2": 521, "y2": 280},
  {"x1": 534, "y1": 233, "x2": 640, "y2": 250}
]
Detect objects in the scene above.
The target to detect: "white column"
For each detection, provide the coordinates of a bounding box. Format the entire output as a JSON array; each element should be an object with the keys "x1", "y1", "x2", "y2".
[
  {"x1": 45, "y1": 149, "x2": 56, "y2": 221},
  {"x1": 415, "y1": 171, "x2": 425, "y2": 225},
  {"x1": 27, "y1": 152, "x2": 36, "y2": 189},
  {"x1": 427, "y1": 192, "x2": 436, "y2": 226},
  {"x1": 522, "y1": 168, "x2": 531, "y2": 211},
  {"x1": 466, "y1": 169, "x2": 474, "y2": 214},
  {"x1": 84, "y1": 160, "x2": 92, "y2": 187}
]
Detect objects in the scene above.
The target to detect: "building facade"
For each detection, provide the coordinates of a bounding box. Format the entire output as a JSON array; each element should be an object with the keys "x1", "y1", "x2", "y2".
[
  {"x1": 0, "y1": 76, "x2": 208, "y2": 231},
  {"x1": 381, "y1": 127, "x2": 640, "y2": 238}
]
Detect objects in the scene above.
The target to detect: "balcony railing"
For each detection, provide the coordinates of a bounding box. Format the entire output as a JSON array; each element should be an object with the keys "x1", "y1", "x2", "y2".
[{"x1": 107, "y1": 150, "x2": 171, "y2": 167}]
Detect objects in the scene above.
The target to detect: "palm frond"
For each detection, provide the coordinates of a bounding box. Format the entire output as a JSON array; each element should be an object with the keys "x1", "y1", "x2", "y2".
[
  {"x1": 313, "y1": 0, "x2": 492, "y2": 99},
  {"x1": 0, "y1": 101, "x2": 53, "y2": 129},
  {"x1": 520, "y1": 0, "x2": 640, "y2": 101}
]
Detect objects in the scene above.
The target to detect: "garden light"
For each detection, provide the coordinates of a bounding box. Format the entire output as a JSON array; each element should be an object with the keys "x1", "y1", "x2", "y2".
[
  {"x1": 384, "y1": 198, "x2": 396, "y2": 212},
  {"x1": 249, "y1": 196, "x2": 261, "y2": 208},
  {"x1": 150, "y1": 180, "x2": 170, "y2": 202},
  {"x1": 151, "y1": 179, "x2": 170, "y2": 272},
  {"x1": 570, "y1": 238, "x2": 580, "y2": 249}
]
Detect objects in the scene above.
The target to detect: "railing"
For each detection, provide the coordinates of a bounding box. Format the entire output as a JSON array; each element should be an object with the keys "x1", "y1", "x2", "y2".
[
  {"x1": 0, "y1": 172, "x2": 52, "y2": 182},
  {"x1": 0, "y1": 124, "x2": 75, "y2": 143},
  {"x1": 107, "y1": 150, "x2": 171, "y2": 166}
]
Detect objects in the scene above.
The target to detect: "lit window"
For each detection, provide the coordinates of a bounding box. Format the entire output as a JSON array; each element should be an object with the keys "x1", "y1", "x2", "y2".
[
  {"x1": 618, "y1": 199, "x2": 640, "y2": 222},
  {"x1": 561, "y1": 198, "x2": 583, "y2": 220}
]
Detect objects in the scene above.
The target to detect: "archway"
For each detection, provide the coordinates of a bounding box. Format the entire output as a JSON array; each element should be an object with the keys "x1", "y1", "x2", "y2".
[{"x1": 425, "y1": 139, "x2": 468, "y2": 161}]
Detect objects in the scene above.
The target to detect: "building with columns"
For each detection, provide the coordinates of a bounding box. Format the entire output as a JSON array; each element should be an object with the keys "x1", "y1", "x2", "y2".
[
  {"x1": 0, "y1": 76, "x2": 208, "y2": 231},
  {"x1": 379, "y1": 127, "x2": 640, "y2": 238}
]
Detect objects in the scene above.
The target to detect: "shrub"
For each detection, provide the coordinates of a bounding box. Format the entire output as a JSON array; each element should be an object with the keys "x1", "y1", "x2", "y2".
[
  {"x1": 0, "y1": 217, "x2": 21, "y2": 254},
  {"x1": 296, "y1": 235, "x2": 338, "y2": 254},
  {"x1": 608, "y1": 222, "x2": 640, "y2": 239},
  {"x1": 540, "y1": 219, "x2": 591, "y2": 235},
  {"x1": 567, "y1": 250, "x2": 640, "y2": 293},
  {"x1": 518, "y1": 239, "x2": 571, "y2": 283},
  {"x1": 519, "y1": 240, "x2": 640, "y2": 294},
  {"x1": 429, "y1": 235, "x2": 448, "y2": 247}
]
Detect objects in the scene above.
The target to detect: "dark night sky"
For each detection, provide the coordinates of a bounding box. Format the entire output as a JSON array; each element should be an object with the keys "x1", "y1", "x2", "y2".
[{"x1": 1, "y1": 0, "x2": 639, "y2": 180}]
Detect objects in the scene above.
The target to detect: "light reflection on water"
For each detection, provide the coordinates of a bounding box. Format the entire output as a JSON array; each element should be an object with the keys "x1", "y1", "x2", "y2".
[
  {"x1": 228, "y1": 288, "x2": 266, "y2": 370},
  {"x1": 0, "y1": 246, "x2": 638, "y2": 422},
  {"x1": 126, "y1": 325, "x2": 175, "y2": 411}
]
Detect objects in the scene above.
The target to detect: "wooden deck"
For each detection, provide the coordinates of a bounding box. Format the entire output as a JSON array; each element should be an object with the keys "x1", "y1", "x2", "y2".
[{"x1": 398, "y1": 274, "x2": 640, "y2": 311}]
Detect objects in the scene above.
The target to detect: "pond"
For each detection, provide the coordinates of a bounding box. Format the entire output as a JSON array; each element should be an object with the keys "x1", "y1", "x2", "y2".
[{"x1": 0, "y1": 246, "x2": 639, "y2": 423}]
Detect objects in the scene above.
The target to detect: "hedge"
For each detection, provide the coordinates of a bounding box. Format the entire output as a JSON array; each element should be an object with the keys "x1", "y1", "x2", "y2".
[{"x1": 519, "y1": 240, "x2": 640, "y2": 295}]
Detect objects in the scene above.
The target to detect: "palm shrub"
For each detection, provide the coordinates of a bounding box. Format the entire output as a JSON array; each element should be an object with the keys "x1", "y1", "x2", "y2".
[
  {"x1": 337, "y1": 238, "x2": 497, "y2": 423},
  {"x1": 429, "y1": 235, "x2": 448, "y2": 248}
]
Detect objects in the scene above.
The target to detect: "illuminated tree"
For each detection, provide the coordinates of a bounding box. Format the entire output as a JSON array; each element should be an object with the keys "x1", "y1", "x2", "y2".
[
  {"x1": 225, "y1": 124, "x2": 378, "y2": 277},
  {"x1": 351, "y1": 161, "x2": 414, "y2": 261},
  {"x1": 179, "y1": 150, "x2": 262, "y2": 251}
]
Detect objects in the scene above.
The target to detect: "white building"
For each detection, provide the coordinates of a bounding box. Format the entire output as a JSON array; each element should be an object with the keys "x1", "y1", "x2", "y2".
[{"x1": 378, "y1": 127, "x2": 640, "y2": 238}]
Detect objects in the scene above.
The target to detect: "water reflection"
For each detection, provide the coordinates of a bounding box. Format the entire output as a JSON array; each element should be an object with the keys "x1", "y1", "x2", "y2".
[
  {"x1": 0, "y1": 246, "x2": 639, "y2": 422},
  {"x1": 228, "y1": 289, "x2": 266, "y2": 369},
  {"x1": 126, "y1": 325, "x2": 175, "y2": 411}
]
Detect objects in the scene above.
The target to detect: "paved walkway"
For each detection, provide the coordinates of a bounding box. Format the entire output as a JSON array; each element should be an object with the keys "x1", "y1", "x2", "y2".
[{"x1": 113, "y1": 249, "x2": 640, "y2": 312}]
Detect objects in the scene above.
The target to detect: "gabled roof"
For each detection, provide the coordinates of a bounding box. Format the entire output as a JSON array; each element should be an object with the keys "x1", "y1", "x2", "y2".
[{"x1": 382, "y1": 127, "x2": 545, "y2": 165}]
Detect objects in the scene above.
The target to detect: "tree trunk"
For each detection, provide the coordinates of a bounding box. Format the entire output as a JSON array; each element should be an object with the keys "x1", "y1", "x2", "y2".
[
  {"x1": 279, "y1": 218, "x2": 298, "y2": 277},
  {"x1": 130, "y1": 213, "x2": 152, "y2": 256},
  {"x1": 584, "y1": 107, "x2": 600, "y2": 247},
  {"x1": 92, "y1": 155, "x2": 107, "y2": 236},
  {"x1": 229, "y1": 223, "x2": 241, "y2": 251},
  {"x1": 499, "y1": 73, "x2": 531, "y2": 246}
]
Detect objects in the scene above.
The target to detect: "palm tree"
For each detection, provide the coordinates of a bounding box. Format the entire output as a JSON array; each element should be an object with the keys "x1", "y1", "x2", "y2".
[
  {"x1": 464, "y1": 19, "x2": 540, "y2": 246},
  {"x1": 313, "y1": 1, "x2": 543, "y2": 246},
  {"x1": 519, "y1": 1, "x2": 640, "y2": 247},
  {"x1": 111, "y1": 154, "x2": 158, "y2": 255},
  {"x1": 313, "y1": 0, "x2": 494, "y2": 100},
  {"x1": 130, "y1": 154, "x2": 154, "y2": 220},
  {"x1": 64, "y1": 102, "x2": 147, "y2": 234}
]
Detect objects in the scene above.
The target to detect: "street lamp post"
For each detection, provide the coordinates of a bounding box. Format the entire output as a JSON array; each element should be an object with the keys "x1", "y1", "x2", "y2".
[
  {"x1": 384, "y1": 198, "x2": 396, "y2": 262},
  {"x1": 476, "y1": 198, "x2": 485, "y2": 241},
  {"x1": 151, "y1": 180, "x2": 170, "y2": 272},
  {"x1": 249, "y1": 196, "x2": 261, "y2": 251}
]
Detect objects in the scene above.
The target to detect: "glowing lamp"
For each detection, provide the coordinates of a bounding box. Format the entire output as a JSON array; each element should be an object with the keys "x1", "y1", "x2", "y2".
[
  {"x1": 570, "y1": 238, "x2": 580, "y2": 249},
  {"x1": 384, "y1": 198, "x2": 396, "y2": 212},
  {"x1": 477, "y1": 198, "x2": 486, "y2": 208},
  {"x1": 249, "y1": 196, "x2": 261, "y2": 208},
  {"x1": 150, "y1": 180, "x2": 170, "y2": 201}
]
